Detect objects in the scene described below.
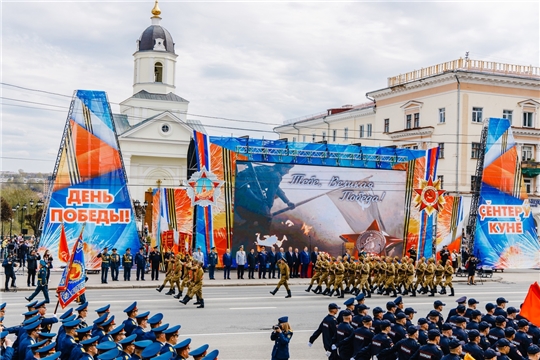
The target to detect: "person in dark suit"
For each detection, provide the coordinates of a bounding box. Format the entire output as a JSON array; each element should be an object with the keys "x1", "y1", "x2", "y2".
[
  {"x1": 134, "y1": 248, "x2": 146, "y2": 281},
  {"x1": 268, "y1": 248, "x2": 277, "y2": 279},
  {"x1": 310, "y1": 247, "x2": 319, "y2": 266},
  {"x1": 285, "y1": 247, "x2": 294, "y2": 272},
  {"x1": 258, "y1": 248, "x2": 268, "y2": 279},
  {"x1": 148, "y1": 247, "x2": 161, "y2": 281},
  {"x1": 292, "y1": 248, "x2": 300, "y2": 278},
  {"x1": 247, "y1": 248, "x2": 257, "y2": 279},
  {"x1": 222, "y1": 248, "x2": 233, "y2": 279},
  {"x1": 300, "y1": 247, "x2": 310, "y2": 278},
  {"x1": 27, "y1": 249, "x2": 39, "y2": 287}
]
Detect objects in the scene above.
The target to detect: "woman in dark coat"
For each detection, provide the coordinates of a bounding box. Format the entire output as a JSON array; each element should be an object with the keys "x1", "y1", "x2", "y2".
[
  {"x1": 466, "y1": 255, "x2": 479, "y2": 285},
  {"x1": 271, "y1": 316, "x2": 293, "y2": 360}
]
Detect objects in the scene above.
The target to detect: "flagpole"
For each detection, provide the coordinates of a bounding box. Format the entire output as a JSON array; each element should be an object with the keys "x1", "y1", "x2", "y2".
[
  {"x1": 54, "y1": 300, "x2": 60, "y2": 314},
  {"x1": 56, "y1": 223, "x2": 86, "y2": 312}
]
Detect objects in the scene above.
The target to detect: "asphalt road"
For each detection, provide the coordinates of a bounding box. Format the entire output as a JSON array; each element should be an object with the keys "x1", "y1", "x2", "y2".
[{"x1": 0, "y1": 280, "x2": 532, "y2": 360}]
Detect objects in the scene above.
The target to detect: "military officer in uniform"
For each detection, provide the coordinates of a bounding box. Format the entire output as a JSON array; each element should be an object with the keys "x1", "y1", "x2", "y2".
[
  {"x1": 173, "y1": 338, "x2": 191, "y2": 360},
  {"x1": 122, "y1": 249, "x2": 133, "y2": 281},
  {"x1": 270, "y1": 259, "x2": 292, "y2": 298},
  {"x1": 160, "y1": 325, "x2": 180, "y2": 354},
  {"x1": 271, "y1": 316, "x2": 293, "y2": 360},
  {"x1": 179, "y1": 262, "x2": 205, "y2": 308},
  {"x1": 110, "y1": 249, "x2": 121, "y2": 282},
  {"x1": 100, "y1": 248, "x2": 111, "y2": 284},
  {"x1": 122, "y1": 302, "x2": 137, "y2": 337},
  {"x1": 309, "y1": 303, "x2": 339, "y2": 359},
  {"x1": 118, "y1": 334, "x2": 137, "y2": 360},
  {"x1": 411, "y1": 329, "x2": 444, "y2": 360},
  {"x1": 25, "y1": 261, "x2": 50, "y2": 304}
]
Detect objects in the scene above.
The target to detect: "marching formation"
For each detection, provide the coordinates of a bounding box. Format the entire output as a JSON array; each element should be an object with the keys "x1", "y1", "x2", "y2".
[
  {"x1": 305, "y1": 253, "x2": 456, "y2": 298},
  {"x1": 0, "y1": 300, "x2": 219, "y2": 360},
  {"x1": 308, "y1": 294, "x2": 540, "y2": 360}
]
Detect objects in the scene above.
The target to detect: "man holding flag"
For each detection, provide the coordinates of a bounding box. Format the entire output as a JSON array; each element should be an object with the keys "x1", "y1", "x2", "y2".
[
  {"x1": 25, "y1": 260, "x2": 50, "y2": 303},
  {"x1": 56, "y1": 226, "x2": 87, "y2": 311}
]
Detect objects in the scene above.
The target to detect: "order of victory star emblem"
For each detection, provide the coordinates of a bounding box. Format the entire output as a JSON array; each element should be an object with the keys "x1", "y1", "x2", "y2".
[
  {"x1": 186, "y1": 166, "x2": 224, "y2": 207},
  {"x1": 413, "y1": 176, "x2": 446, "y2": 215}
]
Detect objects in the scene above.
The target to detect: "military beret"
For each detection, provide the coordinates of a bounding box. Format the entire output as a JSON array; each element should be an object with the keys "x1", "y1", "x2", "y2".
[
  {"x1": 41, "y1": 352, "x2": 61, "y2": 360},
  {"x1": 278, "y1": 316, "x2": 288, "y2": 323},
  {"x1": 108, "y1": 323, "x2": 125, "y2": 336},
  {"x1": 386, "y1": 301, "x2": 397, "y2": 309},
  {"x1": 468, "y1": 330, "x2": 481, "y2": 340},
  {"x1": 189, "y1": 344, "x2": 209, "y2": 357},
  {"x1": 29, "y1": 339, "x2": 48, "y2": 350},
  {"x1": 478, "y1": 321, "x2": 492, "y2": 331},
  {"x1": 343, "y1": 298, "x2": 355, "y2": 306},
  {"x1": 95, "y1": 304, "x2": 111, "y2": 313},
  {"x1": 38, "y1": 332, "x2": 56, "y2": 339},
  {"x1": 507, "y1": 307, "x2": 519, "y2": 314},
  {"x1": 528, "y1": 345, "x2": 540, "y2": 355},
  {"x1": 61, "y1": 315, "x2": 77, "y2": 323},
  {"x1": 504, "y1": 327, "x2": 516, "y2": 336},
  {"x1": 441, "y1": 323, "x2": 453, "y2": 331},
  {"x1": 36, "y1": 341, "x2": 56, "y2": 354},
  {"x1": 23, "y1": 309, "x2": 39, "y2": 317},
  {"x1": 362, "y1": 315, "x2": 373, "y2": 322},
  {"x1": 40, "y1": 260, "x2": 47, "y2": 267},
  {"x1": 141, "y1": 342, "x2": 162, "y2": 359},
  {"x1": 355, "y1": 293, "x2": 365, "y2": 301},
  {"x1": 59, "y1": 308, "x2": 74, "y2": 320},
  {"x1": 134, "y1": 340, "x2": 153, "y2": 349},
  {"x1": 468, "y1": 298, "x2": 479, "y2": 305},
  {"x1": 394, "y1": 296, "x2": 403, "y2": 305},
  {"x1": 97, "y1": 349, "x2": 119, "y2": 360},
  {"x1": 495, "y1": 315, "x2": 507, "y2": 324},
  {"x1": 407, "y1": 326, "x2": 418, "y2": 335},
  {"x1": 174, "y1": 338, "x2": 192, "y2": 349},
  {"x1": 63, "y1": 319, "x2": 81, "y2": 328},
  {"x1": 123, "y1": 302, "x2": 137, "y2": 313},
  {"x1": 484, "y1": 349, "x2": 498, "y2": 359},
  {"x1": 496, "y1": 297, "x2": 508, "y2": 305},
  {"x1": 135, "y1": 311, "x2": 150, "y2": 319},
  {"x1": 76, "y1": 326, "x2": 94, "y2": 334},
  {"x1": 151, "y1": 323, "x2": 169, "y2": 333},
  {"x1": 454, "y1": 316, "x2": 467, "y2": 324},
  {"x1": 148, "y1": 313, "x2": 163, "y2": 325},
  {"x1": 96, "y1": 341, "x2": 117, "y2": 351},
  {"x1": 25, "y1": 300, "x2": 38, "y2": 308},
  {"x1": 455, "y1": 296, "x2": 467, "y2": 304},
  {"x1": 119, "y1": 334, "x2": 137, "y2": 345},
  {"x1": 485, "y1": 303, "x2": 496, "y2": 311},
  {"x1": 471, "y1": 310, "x2": 482, "y2": 318},
  {"x1": 153, "y1": 353, "x2": 173, "y2": 360},
  {"x1": 101, "y1": 315, "x2": 115, "y2": 327},
  {"x1": 81, "y1": 336, "x2": 100, "y2": 346},
  {"x1": 396, "y1": 312, "x2": 407, "y2": 320},
  {"x1": 449, "y1": 339, "x2": 464, "y2": 349},
  {"x1": 24, "y1": 314, "x2": 41, "y2": 325},
  {"x1": 405, "y1": 307, "x2": 417, "y2": 315},
  {"x1": 0, "y1": 331, "x2": 8, "y2": 339},
  {"x1": 496, "y1": 338, "x2": 511, "y2": 347},
  {"x1": 434, "y1": 300, "x2": 446, "y2": 307},
  {"x1": 75, "y1": 302, "x2": 89, "y2": 312},
  {"x1": 518, "y1": 319, "x2": 531, "y2": 328},
  {"x1": 329, "y1": 303, "x2": 341, "y2": 310},
  {"x1": 24, "y1": 320, "x2": 42, "y2": 331},
  {"x1": 380, "y1": 320, "x2": 392, "y2": 329},
  {"x1": 201, "y1": 349, "x2": 219, "y2": 360},
  {"x1": 93, "y1": 314, "x2": 108, "y2": 325},
  {"x1": 418, "y1": 318, "x2": 429, "y2": 325},
  {"x1": 35, "y1": 300, "x2": 47, "y2": 308},
  {"x1": 164, "y1": 324, "x2": 181, "y2": 334},
  {"x1": 428, "y1": 329, "x2": 441, "y2": 340}
]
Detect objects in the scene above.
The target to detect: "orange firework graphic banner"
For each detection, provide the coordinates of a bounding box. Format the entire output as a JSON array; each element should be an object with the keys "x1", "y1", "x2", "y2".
[
  {"x1": 435, "y1": 195, "x2": 464, "y2": 258},
  {"x1": 152, "y1": 188, "x2": 193, "y2": 253}
]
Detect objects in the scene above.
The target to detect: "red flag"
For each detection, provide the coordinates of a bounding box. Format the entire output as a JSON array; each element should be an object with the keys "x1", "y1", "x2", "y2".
[
  {"x1": 58, "y1": 223, "x2": 70, "y2": 263},
  {"x1": 520, "y1": 282, "x2": 540, "y2": 327}
]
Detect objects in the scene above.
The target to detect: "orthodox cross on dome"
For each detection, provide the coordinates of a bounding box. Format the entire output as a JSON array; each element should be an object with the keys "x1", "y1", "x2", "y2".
[{"x1": 413, "y1": 176, "x2": 446, "y2": 215}]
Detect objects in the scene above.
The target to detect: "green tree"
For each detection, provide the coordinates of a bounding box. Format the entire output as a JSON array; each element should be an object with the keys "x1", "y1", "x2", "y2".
[{"x1": 1, "y1": 197, "x2": 13, "y2": 236}]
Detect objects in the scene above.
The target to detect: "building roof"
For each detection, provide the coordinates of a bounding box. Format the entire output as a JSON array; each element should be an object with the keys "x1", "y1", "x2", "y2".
[
  {"x1": 131, "y1": 90, "x2": 188, "y2": 103},
  {"x1": 138, "y1": 24, "x2": 175, "y2": 54},
  {"x1": 186, "y1": 119, "x2": 207, "y2": 134},
  {"x1": 112, "y1": 114, "x2": 131, "y2": 135}
]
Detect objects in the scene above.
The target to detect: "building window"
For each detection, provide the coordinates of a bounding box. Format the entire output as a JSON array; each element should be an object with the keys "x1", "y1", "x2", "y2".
[
  {"x1": 312, "y1": 133, "x2": 316, "y2": 142},
  {"x1": 413, "y1": 145, "x2": 418, "y2": 150},
  {"x1": 154, "y1": 62, "x2": 163, "y2": 82},
  {"x1": 522, "y1": 145, "x2": 534, "y2": 161},
  {"x1": 367, "y1": 124, "x2": 372, "y2": 137},
  {"x1": 322, "y1": 131, "x2": 326, "y2": 141},
  {"x1": 438, "y1": 143, "x2": 444, "y2": 159},
  {"x1": 414, "y1": 113, "x2": 420, "y2": 128},
  {"x1": 523, "y1": 112, "x2": 534, "y2": 128},
  {"x1": 471, "y1": 176, "x2": 479, "y2": 192},
  {"x1": 384, "y1": 119, "x2": 389, "y2": 133},
  {"x1": 161, "y1": 124, "x2": 170, "y2": 133},
  {"x1": 439, "y1": 108, "x2": 446, "y2": 123},
  {"x1": 437, "y1": 175, "x2": 444, "y2": 189},
  {"x1": 524, "y1": 178, "x2": 532, "y2": 194},
  {"x1": 406, "y1": 114, "x2": 412, "y2": 129},
  {"x1": 302, "y1": 135, "x2": 306, "y2": 142},
  {"x1": 471, "y1": 142, "x2": 482, "y2": 158},
  {"x1": 472, "y1": 107, "x2": 483, "y2": 123},
  {"x1": 292, "y1": 137, "x2": 296, "y2": 142},
  {"x1": 359, "y1": 125, "x2": 364, "y2": 138},
  {"x1": 344, "y1": 128, "x2": 349, "y2": 141},
  {"x1": 332, "y1": 129, "x2": 337, "y2": 142},
  {"x1": 503, "y1": 110, "x2": 513, "y2": 124}
]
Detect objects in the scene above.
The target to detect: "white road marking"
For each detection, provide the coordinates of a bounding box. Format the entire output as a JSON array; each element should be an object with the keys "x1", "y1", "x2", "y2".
[{"x1": 229, "y1": 307, "x2": 277, "y2": 310}]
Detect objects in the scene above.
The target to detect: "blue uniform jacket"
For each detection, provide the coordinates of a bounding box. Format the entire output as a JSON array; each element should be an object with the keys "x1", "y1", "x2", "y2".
[
  {"x1": 392, "y1": 337, "x2": 420, "y2": 360},
  {"x1": 122, "y1": 318, "x2": 137, "y2": 337},
  {"x1": 60, "y1": 335, "x2": 77, "y2": 360},
  {"x1": 271, "y1": 331, "x2": 292, "y2": 360},
  {"x1": 463, "y1": 342, "x2": 484, "y2": 360},
  {"x1": 370, "y1": 332, "x2": 394, "y2": 360},
  {"x1": 1, "y1": 346, "x2": 15, "y2": 360},
  {"x1": 334, "y1": 322, "x2": 354, "y2": 359},
  {"x1": 133, "y1": 327, "x2": 146, "y2": 342},
  {"x1": 309, "y1": 314, "x2": 337, "y2": 352},
  {"x1": 222, "y1": 253, "x2": 233, "y2": 267},
  {"x1": 411, "y1": 343, "x2": 444, "y2": 360}
]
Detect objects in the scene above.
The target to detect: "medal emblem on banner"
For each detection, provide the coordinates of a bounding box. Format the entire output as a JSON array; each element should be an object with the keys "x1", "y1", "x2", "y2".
[
  {"x1": 413, "y1": 176, "x2": 446, "y2": 215},
  {"x1": 186, "y1": 166, "x2": 224, "y2": 207}
]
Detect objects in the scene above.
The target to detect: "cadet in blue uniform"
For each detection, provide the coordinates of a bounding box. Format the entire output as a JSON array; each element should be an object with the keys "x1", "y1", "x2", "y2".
[
  {"x1": 439, "y1": 323, "x2": 453, "y2": 355},
  {"x1": 141, "y1": 342, "x2": 161, "y2": 360},
  {"x1": 25, "y1": 261, "x2": 49, "y2": 304},
  {"x1": 527, "y1": 345, "x2": 540, "y2": 360},
  {"x1": 1, "y1": 330, "x2": 15, "y2": 360},
  {"x1": 75, "y1": 302, "x2": 89, "y2": 330},
  {"x1": 411, "y1": 329, "x2": 444, "y2": 360},
  {"x1": 132, "y1": 340, "x2": 152, "y2": 360},
  {"x1": 463, "y1": 330, "x2": 485, "y2": 360},
  {"x1": 337, "y1": 299, "x2": 356, "y2": 324},
  {"x1": 441, "y1": 339, "x2": 463, "y2": 360},
  {"x1": 118, "y1": 334, "x2": 136, "y2": 360},
  {"x1": 25, "y1": 339, "x2": 47, "y2": 360},
  {"x1": 18, "y1": 321, "x2": 41, "y2": 360},
  {"x1": 189, "y1": 344, "x2": 209, "y2": 359},
  {"x1": 201, "y1": 349, "x2": 219, "y2": 360},
  {"x1": 59, "y1": 320, "x2": 81, "y2": 360},
  {"x1": 390, "y1": 313, "x2": 408, "y2": 343},
  {"x1": 495, "y1": 339, "x2": 512, "y2": 360},
  {"x1": 97, "y1": 316, "x2": 115, "y2": 342},
  {"x1": 494, "y1": 298, "x2": 508, "y2": 317},
  {"x1": 465, "y1": 298, "x2": 480, "y2": 320},
  {"x1": 149, "y1": 323, "x2": 168, "y2": 347},
  {"x1": 467, "y1": 310, "x2": 483, "y2": 330},
  {"x1": 172, "y1": 338, "x2": 191, "y2": 360},
  {"x1": 417, "y1": 318, "x2": 429, "y2": 345},
  {"x1": 160, "y1": 325, "x2": 180, "y2": 354},
  {"x1": 133, "y1": 312, "x2": 150, "y2": 341},
  {"x1": 91, "y1": 314, "x2": 107, "y2": 339},
  {"x1": 271, "y1": 317, "x2": 292, "y2": 360},
  {"x1": 144, "y1": 313, "x2": 163, "y2": 342},
  {"x1": 122, "y1": 302, "x2": 138, "y2": 337},
  {"x1": 100, "y1": 248, "x2": 111, "y2": 284},
  {"x1": 308, "y1": 303, "x2": 339, "y2": 358},
  {"x1": 110, "y1": 249, "x2": 121, "y2": 282},
  {"x1": 122, "y1": 248, "x2": 133, "y2": 281},
  {"x1": 350, "y1": 315, "x2": 374, "y2": 360},
  {"x1": 390, "y1": 326, "x2": 420, "y2": 360},
  {"x1": 514, "y1": 320, "x2": 533, "y2": 356},
  {"x1": 333, "y1": 310, "x2": 354, "y2": 360},
  {"x1": 372, "y1": 307, "x2": 385, "y2": 334},
  {"x1": 383, "y1": 302, "x2": 397, "y2": 324},
  {"x1": 482, "y1": 304, "x2": 497, "y2": 327},
  {"x1": 478, "y1": 322, "x2": 492, "y2": 351},
  {"x1": 488, "y1": 316, "x2": 507, "y2": 345},
  {"x1": 447, "y1": 297, "x2": 467, "y2": 319},
  {"x1": 369, "y1": 320, "x2": 394, "y2": 360},
  {"x1": 451, "y1": 317, "x2": 468, "y2": 342}
]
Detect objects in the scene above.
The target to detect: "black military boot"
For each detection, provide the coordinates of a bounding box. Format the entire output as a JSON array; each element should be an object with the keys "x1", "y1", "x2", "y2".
[
  {"x1": 402, "y1": 287, "x2": 409, "y2": 296},
  {"x1": 173, "y1": 291, "x2": 183, "y2": 299},
  {"x1": 366, "y1": 289, "x2": 372, "y2": 298},
  {"x1": 197, "y1": 299, "x2": 205, "y2": 308},
  {"x1": 335, "y1": 289, "x2": 340, "y2": 297},
  {"x1": 313, "y1": 286, "x2": 322, "y2": 294},
  {"x1": 449, "y1": 287, "x2": 455, "y2": 297},
  {"x1": 322, "y1": 288, "x2": 330, "y2": 295},
  {"x1": 439, "y1": 287, "x2": 446, "y2": 295},
  {"x1": 305, "y1": 285, "x2": 312, "y2": 292},
  {"x1": 270, "y1": 288, "x2": 278, "y2": 296},
  {"x1": 156, "y1": 285, "x2": 164, "y2": 292},
  {"x1": 410, "y1": 288, "x2": 416, "y2": 297},
  {"x1": 338, "y1": 290, "x2": 345, "y2": 298},
  {"x1": 179, "y1": 296, "x2": 192, "y2": 305},
  {"x1": 165, "y1": 288, "x2": 175, "y2": 295},
  {"x1": 194, "y1": 296, "x2": 201, "y2": 305},
  {"x1": 428, "y1": 288, "x2": 436, "y2": 297},
  {"x1": 327, "y1": 289, "x2": 335, "y2": 297},
  {"x1": 391, "y1": 289, "x2": 398, "y2": 298},
  {"x1": 285, "y1": 290, "x2": 292, "y2": 298},
  {"x1": 344, "y1": 287, "x2": 350, "y2": 294}
]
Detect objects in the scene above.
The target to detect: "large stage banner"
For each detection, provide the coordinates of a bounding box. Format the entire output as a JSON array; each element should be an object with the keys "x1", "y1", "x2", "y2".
[
  {"x1": 39, "y1": 90, "x2": 140, "y2": 270},
  {"x1": 436, "y1": 195, "x2": 464, "y2": 258},
  {"x1": 151, "y1": 187, "x2": 193, "y2": 253},
  {"x1": 474, "y1": 118, "x2": 540, "y2": 268}
]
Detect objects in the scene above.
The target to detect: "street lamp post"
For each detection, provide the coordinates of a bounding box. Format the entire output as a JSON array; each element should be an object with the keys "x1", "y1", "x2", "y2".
[
  {"x1": 29, "y1": 199, "x2": 44, "y2": 237},
  {"x1": 10, "y1": 208, "x2": 16, "y2": 237},
  {"x1": 20, "y1": 204, "x2": 27, "y2": 234}
]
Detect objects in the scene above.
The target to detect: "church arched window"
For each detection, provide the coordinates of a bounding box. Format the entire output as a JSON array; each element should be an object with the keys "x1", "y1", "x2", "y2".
[{"x1": 154, "y1": 62, "x2": 163, "y2": 82}]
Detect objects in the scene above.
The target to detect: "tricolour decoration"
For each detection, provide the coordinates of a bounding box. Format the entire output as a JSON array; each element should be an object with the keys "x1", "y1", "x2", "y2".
[
  {"x1": 57, "y1": 227, "x2": 86, "y2": 309},
  {"x1": 436, "y1": 195, "x2": 464, "y2": 257},
  {"x1": 474, "y1": 118, "x2": 540, "y2": 268},
  {"x1": 39, "y1": 90, "x2": 140, "y2": 270}
]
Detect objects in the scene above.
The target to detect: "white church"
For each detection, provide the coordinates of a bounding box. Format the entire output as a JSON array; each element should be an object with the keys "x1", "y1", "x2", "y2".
[{"x1": 113, "y1": 1, "x2": 205, "y2": 204}]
